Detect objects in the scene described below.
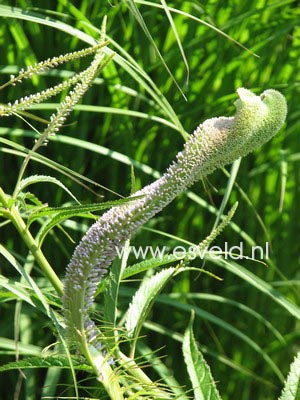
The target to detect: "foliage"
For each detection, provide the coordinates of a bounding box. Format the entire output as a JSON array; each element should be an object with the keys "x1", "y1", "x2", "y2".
[{"x1": 279, "y1": 351, "x2": 300, "y2": 400}]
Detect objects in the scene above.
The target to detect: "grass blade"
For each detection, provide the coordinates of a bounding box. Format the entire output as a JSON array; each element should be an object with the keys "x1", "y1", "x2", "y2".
[
  {"x1": 124, "y1": 0, "x2": 188, "y2": 100},
  {"x1": 212, "y1": 257, "x2": 300, "y2": 320},
  {"x1": 160, "y1": 0, "x2": 190, "y2": 85}
]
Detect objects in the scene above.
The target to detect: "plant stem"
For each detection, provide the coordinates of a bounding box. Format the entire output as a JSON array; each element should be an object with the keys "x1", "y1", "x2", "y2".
[
  {"x1": 0, "y1": 186, "x2": 63, "y2": 295},
  {"x1": 83, "y1": 343, "x2": 124, "y2": 400}
]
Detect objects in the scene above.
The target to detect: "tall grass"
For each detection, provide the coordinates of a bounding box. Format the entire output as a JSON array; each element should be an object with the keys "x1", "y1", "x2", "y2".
[{"x1": 0, "y1": 1, "x2": 300, "y2": 399}]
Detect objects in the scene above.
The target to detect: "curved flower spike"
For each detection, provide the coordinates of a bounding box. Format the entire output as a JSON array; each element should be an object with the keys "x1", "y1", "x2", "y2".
[{"x1": 62, "y1": 88, "x2": 287, "y2": 355}]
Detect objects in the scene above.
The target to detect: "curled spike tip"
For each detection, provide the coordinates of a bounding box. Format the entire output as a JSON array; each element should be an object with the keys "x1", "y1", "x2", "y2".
[{"x1": 62, "y1": 88, "x2": 287, "y2": 354}]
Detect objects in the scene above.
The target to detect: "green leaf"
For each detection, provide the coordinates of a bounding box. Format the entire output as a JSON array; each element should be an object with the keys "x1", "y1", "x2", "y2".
[
  {"x1": 29, "y1": 196, "x2": 142, "y2": 222},
  {"x1": 0, "y1": 5, "x2": 94, "y2": 45},
  {"x1": 0, "y1": 355, "x2": 90, "y2": 372},
  {"x1": 279, "y1": 352, "x2": 300, "y2": 400},
  {"x1": 125, "y1": 267, "x2": 176, "y2": 355},
  {"x1": 17, "y1": 191, "x2": 44, "y2": 208},
  {"x1": 0, "y1": 274, "x2": 34, "y2": 306},
  {"x1": 183, "y1": 312, "x2": 222, "y2": 400},
  {"x1": 28, "y1": 197, "x2": 143, "y2": 246},
  {"x1": 17, "y1": 174, "x2": 80, "y2": 203},
  {"x1": 122, "y1": 253, "x2": 177, "y2": 279}
]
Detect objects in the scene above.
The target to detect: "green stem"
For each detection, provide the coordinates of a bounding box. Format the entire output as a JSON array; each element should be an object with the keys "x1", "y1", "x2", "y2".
[
  {"x1": 0, "y1": 187, "x2": 63, "y2": 295},
  {"x1": 12, "y1": 148, "x2": 36, "y2": 200},
  {"x1": 82, "y1": 342, "x2": 124, "y2": 400}
]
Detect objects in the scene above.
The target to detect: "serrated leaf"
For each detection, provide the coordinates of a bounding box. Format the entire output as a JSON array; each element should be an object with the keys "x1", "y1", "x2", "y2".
[
  {"x1": 122, "y1": 253, "x2": 177, "y2": 279},
  {"x1": 18, "y1": 191, "x2": 44, "y2": 207},
  {"x1": 0, "y1": 356, "x2": 90, "y2": 372},
  {"x1": 32, "y1": 196, "x2": 143, "y2": 245},
  {"x1": 29, "y1": 195, "x2": 143, "y2": 223},
  {"x1": 0, "y1": 274, "x2": 34, "y2": 306},
  {"x1": 279, "y1": 352, "x2": 300, "y2": 400},
  {"x1": 17, "y1": 174, "x2": 80, "y2": 203},
  {"x1": 183, "y1": 312, "x2": 222, "y2": 400},
  {"x1": 125, "y1": 267, "x2": 176, "y2": 339}
]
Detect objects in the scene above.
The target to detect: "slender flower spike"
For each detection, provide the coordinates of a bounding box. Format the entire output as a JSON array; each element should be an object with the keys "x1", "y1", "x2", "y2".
[
  {"x1": 0, "y1": 41, "x2": 109, "y2": 91},
  {"x1": 63, "y1": 88, "x2": 287, "y2": 354},
  {"x1": 0, "y1": 69, "x2": 92, "y2": 118}
]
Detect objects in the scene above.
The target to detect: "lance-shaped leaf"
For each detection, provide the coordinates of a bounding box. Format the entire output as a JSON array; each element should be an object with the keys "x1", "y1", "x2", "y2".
[
  {"x1": 279, "y1": 352, "x2": 300, "y2": 400},
  {"x1": 126, "y1": 267, "x2": 176, "y2": 347},
  {"x1": 183, "y1": 312, "x2": 222, "y2": 400}
]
